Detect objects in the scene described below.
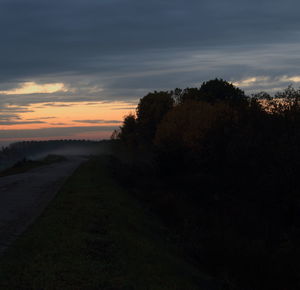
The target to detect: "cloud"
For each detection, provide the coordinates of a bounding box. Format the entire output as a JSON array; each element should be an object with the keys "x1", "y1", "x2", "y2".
[
  {"x1": 232, "y1": 74, "x2": 300, "y2": 94},
  {"x1": 0, "y1": 82, "x2": 68, "y2": 95},
  {"x1": 0, "y1": 120, "x2": 45, "y2": 125},
  {"x1": 111, "y1": 107, "x2": 136, "y2": 110},
  {"x1": 0, "y1": 114, "x2": 21, "y2": 121},
  {"x1": 0, "y1": 0, "x2": 298, "y2": 98},
  {"x1": 0, "y1": 111, "x2": 47, "y2": 125},
  {"x1": 37, "y1": 103, "x2": 76, "y2": 107},
  {"x1": 27, "y1": 117, "x2": 56, "y2": 120},
  {"x1": 279, "y1": 75, "x2": 300, "y2": 83},
  {"x1": 73, "y1": 119, "x2": 121, "y2": 124},
  {"x1": 0, "y1": 106, "x2": 34, "y2": 113},
  {"x1": 233, "y1": 77, "x2": 270, "y2": 88},
  {"x1": 0, "y1": 126, "x2": 117, "y2": 139}
]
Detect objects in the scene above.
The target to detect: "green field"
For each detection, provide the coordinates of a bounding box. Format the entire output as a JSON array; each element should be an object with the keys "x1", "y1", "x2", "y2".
[{"x1": 0, "y1": 156, "x2": 214, "y2": 290}]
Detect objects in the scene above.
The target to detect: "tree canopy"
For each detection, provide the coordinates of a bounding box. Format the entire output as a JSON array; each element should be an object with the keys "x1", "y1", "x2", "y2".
[
  {"x1": 179, "y1": 78, "x2": 246, "y2": 104},
  {"x1": 113, "y1": 79, "x2": 300, "y2": 289}
]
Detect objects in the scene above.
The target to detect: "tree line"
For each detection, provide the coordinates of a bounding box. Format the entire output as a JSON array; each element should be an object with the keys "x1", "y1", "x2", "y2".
[{"x1": 111, "y1": 79, "x2": 300, "y2": 289}]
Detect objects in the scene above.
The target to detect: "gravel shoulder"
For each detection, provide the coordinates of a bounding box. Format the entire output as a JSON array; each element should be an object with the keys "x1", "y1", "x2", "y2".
[{"x1": 0, "y1": 156, "x2": 87, "y2": 253}]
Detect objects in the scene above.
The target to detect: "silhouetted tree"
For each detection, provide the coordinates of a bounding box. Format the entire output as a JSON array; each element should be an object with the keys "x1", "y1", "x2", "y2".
[
  {"x1": 155, "y1": 100, "x2": 237, "y2": 152},
  {"x1": 115, "y1": 81, "x2": 300, "y2": 290},
  {"x1": 136, "y1": 91, "x2": 174, "y2": 145},
  {"x1": 178, "y1": 79, "x2": 246, "y2": 105},
  {"x1": 117, "y1": 113, "x2": 137, "y2": 147},
  {"x1": 179, "y1": 87, "x2": 202, "y2": 103},
  {"x1": 199, "y1": 78, "x2": 246, "y2": 103},
  {"x1": 252, "y1": 91, "x2": 272, "y2": 100}
]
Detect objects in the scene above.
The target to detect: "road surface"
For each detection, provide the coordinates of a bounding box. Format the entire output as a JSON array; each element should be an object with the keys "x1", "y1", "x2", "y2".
[{"x1": 0, "y1": 156, "x2": 86, "y2": 254}]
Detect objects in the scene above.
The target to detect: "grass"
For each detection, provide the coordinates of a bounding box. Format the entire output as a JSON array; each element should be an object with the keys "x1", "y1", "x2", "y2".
[
  {"x1": 0, "y1": 155, "x2": 66, "y2": 177},
  {"x1": 0, "y1": 155, "x2": 212, "y2": 290}
]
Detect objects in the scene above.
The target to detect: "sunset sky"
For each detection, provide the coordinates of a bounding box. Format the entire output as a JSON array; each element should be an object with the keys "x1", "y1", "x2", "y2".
[{"x1": 1, "y1": 0, "x2": 300, "y2": 145}]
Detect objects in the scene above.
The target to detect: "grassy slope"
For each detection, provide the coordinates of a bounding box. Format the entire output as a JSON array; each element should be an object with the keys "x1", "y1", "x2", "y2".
[{"x1": 0, "y1": 156, "x2": 213, "y2": 290}]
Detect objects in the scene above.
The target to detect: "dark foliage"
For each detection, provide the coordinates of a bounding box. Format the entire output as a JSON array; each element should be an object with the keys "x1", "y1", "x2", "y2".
[
  {"x1": 113, "y1": 90, "x2": 174, "y2": 151},
  {"x1": 179, "y1": 78, "x2": 246, "y2": 105},
  {"x1": 113, "y1": 79, "x2": 300, "y2": 289},
  {"x1": 136, "y1": 91, "x2": 174, "y2": 145}
]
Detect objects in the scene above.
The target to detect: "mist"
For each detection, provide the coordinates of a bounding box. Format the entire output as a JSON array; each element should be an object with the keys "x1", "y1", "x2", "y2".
[{"x1": 0, "y1": 140, "x2": 110, "y2": 172}]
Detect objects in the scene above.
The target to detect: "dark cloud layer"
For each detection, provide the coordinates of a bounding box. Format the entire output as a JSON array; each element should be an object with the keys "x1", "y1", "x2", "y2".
[
  {"x1": 0, "y1": 120, "x2": 45, "y2": 125},
  {"x1": 0, "y1": 0, "x2": 299, "y2": 89}
]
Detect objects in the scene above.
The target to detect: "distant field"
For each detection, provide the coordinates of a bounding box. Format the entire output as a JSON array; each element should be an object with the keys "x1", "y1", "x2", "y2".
[{"x1": 0, "y1": 155, "x2": 214, "y2": 290}]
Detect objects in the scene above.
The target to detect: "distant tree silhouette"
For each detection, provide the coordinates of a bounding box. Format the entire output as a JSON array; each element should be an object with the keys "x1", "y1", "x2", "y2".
[
  {"x1": 178, "y1": 79, "x2": 246, "y2": 105},
  {"x1": 179, "y1": 87, "x2": 202, "y2": 103},
  {"x1": 136, "y1": 91, "x2": 174, "y2": 145},
  {"x1": 271, "y1": 85, "x2": 300, "y2": 118},
  {"x1": 117, "y1": 113, "x2": 137, "y2": 147},
  {"x1": 198, "y1": 78, "x2": 246, "y2": 103},
  {"x1": 252, "y1": 91, "x2": 272, "y2": 100}
]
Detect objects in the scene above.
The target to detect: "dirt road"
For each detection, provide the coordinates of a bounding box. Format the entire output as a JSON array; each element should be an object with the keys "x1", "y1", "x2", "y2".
[{"x1": 0, "y1": 156, "x2": 87, "y2": 253}]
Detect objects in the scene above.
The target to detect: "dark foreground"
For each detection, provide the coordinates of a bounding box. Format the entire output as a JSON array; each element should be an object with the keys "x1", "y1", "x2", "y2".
[
  {"x1": 0, "y1": 156, "x2": 217, "y2": 290},
  {"x1": 0, "y1": 156, "x2": 86, "y2": 254}
]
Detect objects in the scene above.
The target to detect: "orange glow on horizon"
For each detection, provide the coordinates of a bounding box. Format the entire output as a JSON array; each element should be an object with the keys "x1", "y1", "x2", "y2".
[
  {"x1": 1, "y1": 101, "x2": 136, "y2": 131},
  {"x1": 0, "y1": 101, "x2": 137, "y2": 142}
]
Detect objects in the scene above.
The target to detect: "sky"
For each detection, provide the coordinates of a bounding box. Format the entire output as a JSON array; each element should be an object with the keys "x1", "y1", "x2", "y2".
[{"x1": 1, "y1": 0, "x2": 300, "y2": 145}]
